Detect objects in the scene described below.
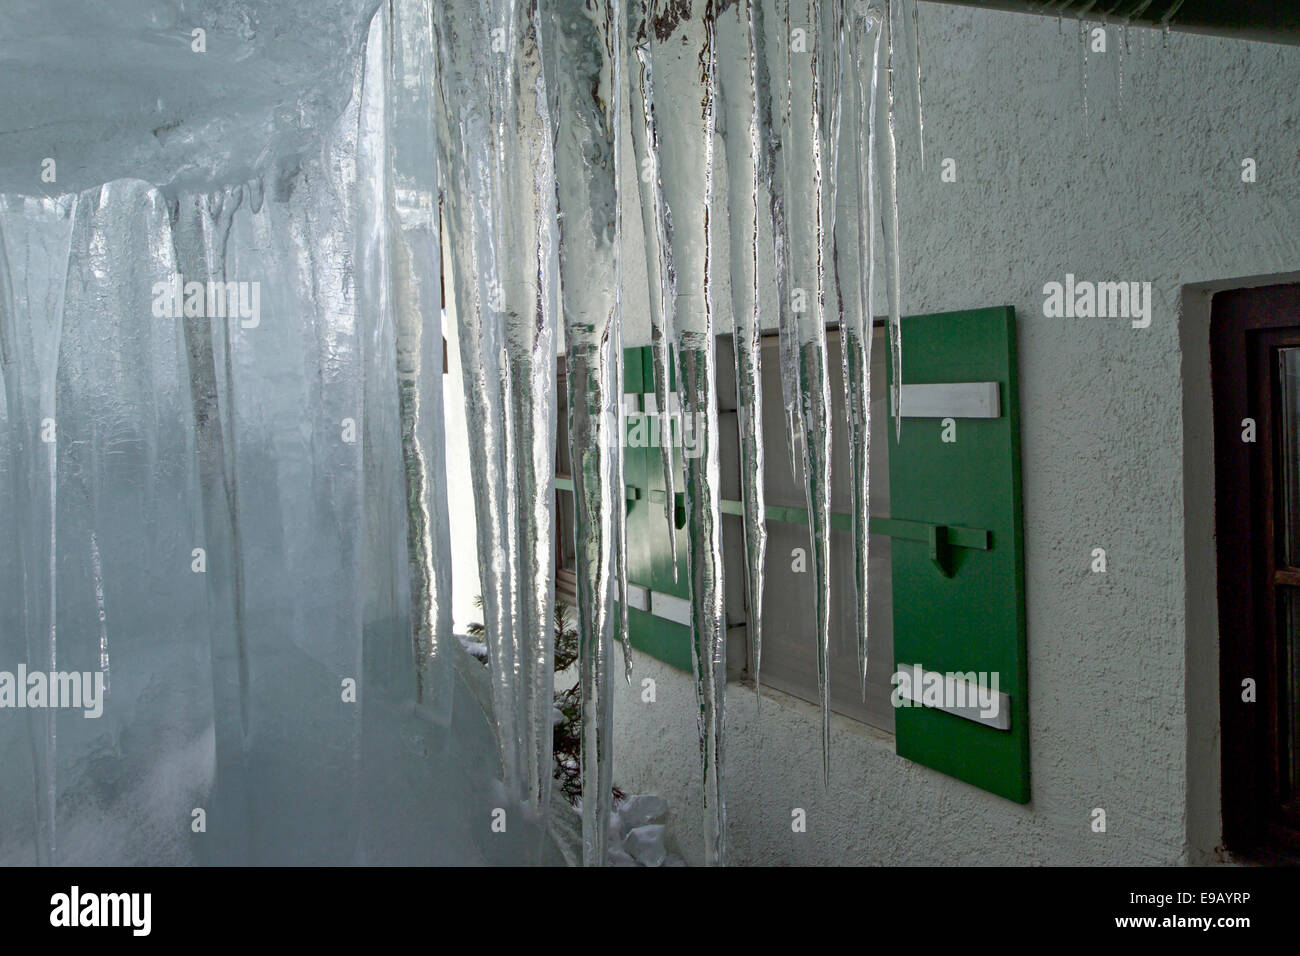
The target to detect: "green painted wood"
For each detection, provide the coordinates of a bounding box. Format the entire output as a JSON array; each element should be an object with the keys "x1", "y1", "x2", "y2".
[
  {"x1": 627, "y1": 607, "x2": 693, "y2": 672},
  {"x1": 886, "y1": 306, "x2": 1030, "y2": 803},
  {"x1": 623, "y1": 347, "x2": 654, "y2": 596},
  {"x1": 645, "y1": 347, "x2": 691, "y2": 601},
  {"x1": 611, "y1": 347, "x2": 692, "y2": 671},
  {"x1": 624, "y1": 343, "x2": 643, "y2": 395},
  {"x1": 714, "y1": 496, "x2": 989, "y2": 549}
]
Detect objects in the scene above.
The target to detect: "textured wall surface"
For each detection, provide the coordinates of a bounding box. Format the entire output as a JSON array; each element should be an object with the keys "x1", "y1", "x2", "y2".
[{"x1": 609, "y1": 3, "x2": 1300, "y2": 866}]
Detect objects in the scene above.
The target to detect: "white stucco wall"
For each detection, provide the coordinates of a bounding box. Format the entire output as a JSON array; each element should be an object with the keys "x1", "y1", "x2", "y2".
[
  {"x1": 606, "y1": 4, "x2": 1300, "y2": 865},
  {"x1": 441, "y1": 3, "x2": 1300, "y2": 864}
]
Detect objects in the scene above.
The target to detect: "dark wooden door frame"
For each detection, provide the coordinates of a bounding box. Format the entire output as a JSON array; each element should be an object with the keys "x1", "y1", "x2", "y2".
[{"x1": 1211, "y1": 282, "x2": 1300, "y2": 855}]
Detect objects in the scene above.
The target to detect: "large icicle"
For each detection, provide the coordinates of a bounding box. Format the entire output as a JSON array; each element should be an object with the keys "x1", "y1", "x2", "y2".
[
  {"x1": 387, "y1": 0, "x2": 454, "y2": 717},
  {"x1": 844, "y1": 0, "x2": 883, "y2": 695},
  {"x1": 780, "y1": 0, "x2": 835, "y2": 782},
  {"x1": 431, "y1": 0, "x2": 558, "y2": 837},
  {"x1": 628, "y1": 0, "x2": 679, "y2": 571},
  {"x1": 0, "y1": 194, "x2": 77, "y2": 866},
  {"x1": 717, "y1": 0, "x2": 767, "y2": 695},
  {"x1": 761, "y1": 0, "x2": 803, "y2": 479},
  {"x1": 648, "y1": 0, "x2": 727, "y2": 866},
  {"x1": 170, "y1": 185, "x2": 255, "y2": 864},
  {"x1": 542, "y1": 0, "x2": 626, "y2": 867}
]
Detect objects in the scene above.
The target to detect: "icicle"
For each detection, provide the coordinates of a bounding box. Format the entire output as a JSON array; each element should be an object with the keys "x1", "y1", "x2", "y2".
[
  {"x1": 778, "y1": 305, "x2": 801, "y2": 480},
  {"x1": 90, "y1": 531, "x2": 109, "y2": 692},
  {"x1": 647, "y1": 0, "x2": 727, "y2": 866},
  {"x1": 543, "y1": 0, "x2": 626, "y2": 867},
  {"x1": 167, "y1": 184, "x2": 255, "y2": 864},
  {"x1": 0, "y1": 193, "x2": 78, "y2": 865},
  {"x1": 757, "y1": 0, "x2": 802, "y2": 480},
  {"x1": 882, "y1": 0, "x2": 903, "y2": 442},
  {"x1": 1079, "y1": 20, "x2": 1090, "y2": 119},
  {"x1": 614, "y1": 318, "x2": 633, "y2": 687},
  {"x1": 1161, "y1": 0, "x2": 1185, "y2": 33},
  {"x1": 387, "y1": 0, "x2": 454, "y2": 717},
  {"x1": 780, "y1": 0, "x2": 835, "y2": 784},
  {"x1": 718, "y1": 0, "x2": 768, "y2": 699},
  {"x1": 1118, "y1": 22, "x2": 1124, "y2": 111},
  {"x1": 821, "y1": 0, "x2": 850, "y2": 730},
  {"x1": 907, "y1": 0, "x2": 923, "y2": 169},
  {"x1": 628, "y1": 0, "x2": 680, "y2": 572},
  {"x1": 430, "y1": 0, "x2": 557, "y2": 837},
  {"x1": 623, "y1": 1, "x2": 659, "y2": 678},
  {"x1": 846, "y1": 0, "x2": 883, "y2": 697}
]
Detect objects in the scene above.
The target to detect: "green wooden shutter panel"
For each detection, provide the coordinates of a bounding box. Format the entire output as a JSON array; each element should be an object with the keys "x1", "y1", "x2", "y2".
[
  {"x1": 621, "y1": 346, "x2": 694, "y2": 672},
  {"x1": 614, "y1": 313, "x2": 1030, "y2": 805},
  {"x1": 886, "y1": 306, "x2": 1030, "y2": 803}
]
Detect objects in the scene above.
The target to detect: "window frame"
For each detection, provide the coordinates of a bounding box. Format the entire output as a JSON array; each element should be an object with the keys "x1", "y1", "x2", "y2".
[{"x1": 1211, "y1": 282, "x2": 1300, "y2": 856}]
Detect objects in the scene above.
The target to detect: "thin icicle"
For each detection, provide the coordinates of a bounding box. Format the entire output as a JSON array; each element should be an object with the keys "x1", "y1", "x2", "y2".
[
  {"x1": 1160, "y1": 0, "x2": 1186, "y2": 31},
  {"x1": 882, "y1": 0, "x2": 903, "y2": 442},
  {"x1": 845, "y1": 0, "x2": 883, "y2": 697},
  {"x1": 718, "y1": 0, "x2": 767, "y2": 699},
  {"x1": 1079, "y1": 19, "x2": 1090, "y2": 119},
  {"x1": 1118, "y1": 22, "x2": 1124, "y2": 110},
  {"x1": 781, "y1": 0, "x2": 835, "y2": 783},
  {"x1": 614, "y1": 319, "x2": 632, "y2": 686},
  {"x1": 90, "y1": 531, "x2": 109, "y2": 692},
  {"x1": 821, "y1": 0, "x2": 849, "y2": 723},
  {"x1": 628, "y1": 0, "x2": 680, "y2": 573},
  {"x1": 907, "y1": 0, "x2": 923, "y2": 169},
  {"x1": 543, "y1": 0, "x2": 626, "y2": 867},
  {"x1": 648, "y1": 0, "x2": 727, "y2": 866},
  {"x1": 759, "y1": 0, "x2": 802, "y2": 481}
]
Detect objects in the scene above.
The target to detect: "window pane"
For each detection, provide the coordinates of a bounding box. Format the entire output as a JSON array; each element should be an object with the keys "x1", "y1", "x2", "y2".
[
  {"x1": 1280, "y1": 588, "x2": 1300, "y2": 802},
  {"x1": 1276, "y1": 347, "x2": 1300, "y2": 566}
]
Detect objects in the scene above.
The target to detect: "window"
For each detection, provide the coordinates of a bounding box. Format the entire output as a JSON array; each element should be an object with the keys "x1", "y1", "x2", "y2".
[{"x1": 1212, "y1": 282, "x2": 1300, "y2": 855}]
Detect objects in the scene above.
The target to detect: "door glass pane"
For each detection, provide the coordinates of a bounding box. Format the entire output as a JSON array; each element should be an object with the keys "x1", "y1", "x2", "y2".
[
  {"x1": 1281, "y1": 587, "x2": 1300, "y2": 801},
  {"x1": 1276, "y1": 348, "x2": 1300, "y2": 566}
]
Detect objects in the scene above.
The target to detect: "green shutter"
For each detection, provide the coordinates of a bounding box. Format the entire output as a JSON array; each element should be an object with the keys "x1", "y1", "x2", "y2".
[
  {"x1": 622, "y1": 346, "x2": 694, "y2": 672},
  {"x1": 886, "y1": 306, "x2": 1030, "y2": 803}
]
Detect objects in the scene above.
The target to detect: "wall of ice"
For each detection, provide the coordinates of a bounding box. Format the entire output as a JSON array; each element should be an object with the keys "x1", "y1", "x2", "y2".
[
  {"x1": 0, "y1": 1, "x2": 560, "y2": 865},
  {"x1": 0, "y1": 0, "x2": 381, "y2": 194}
]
